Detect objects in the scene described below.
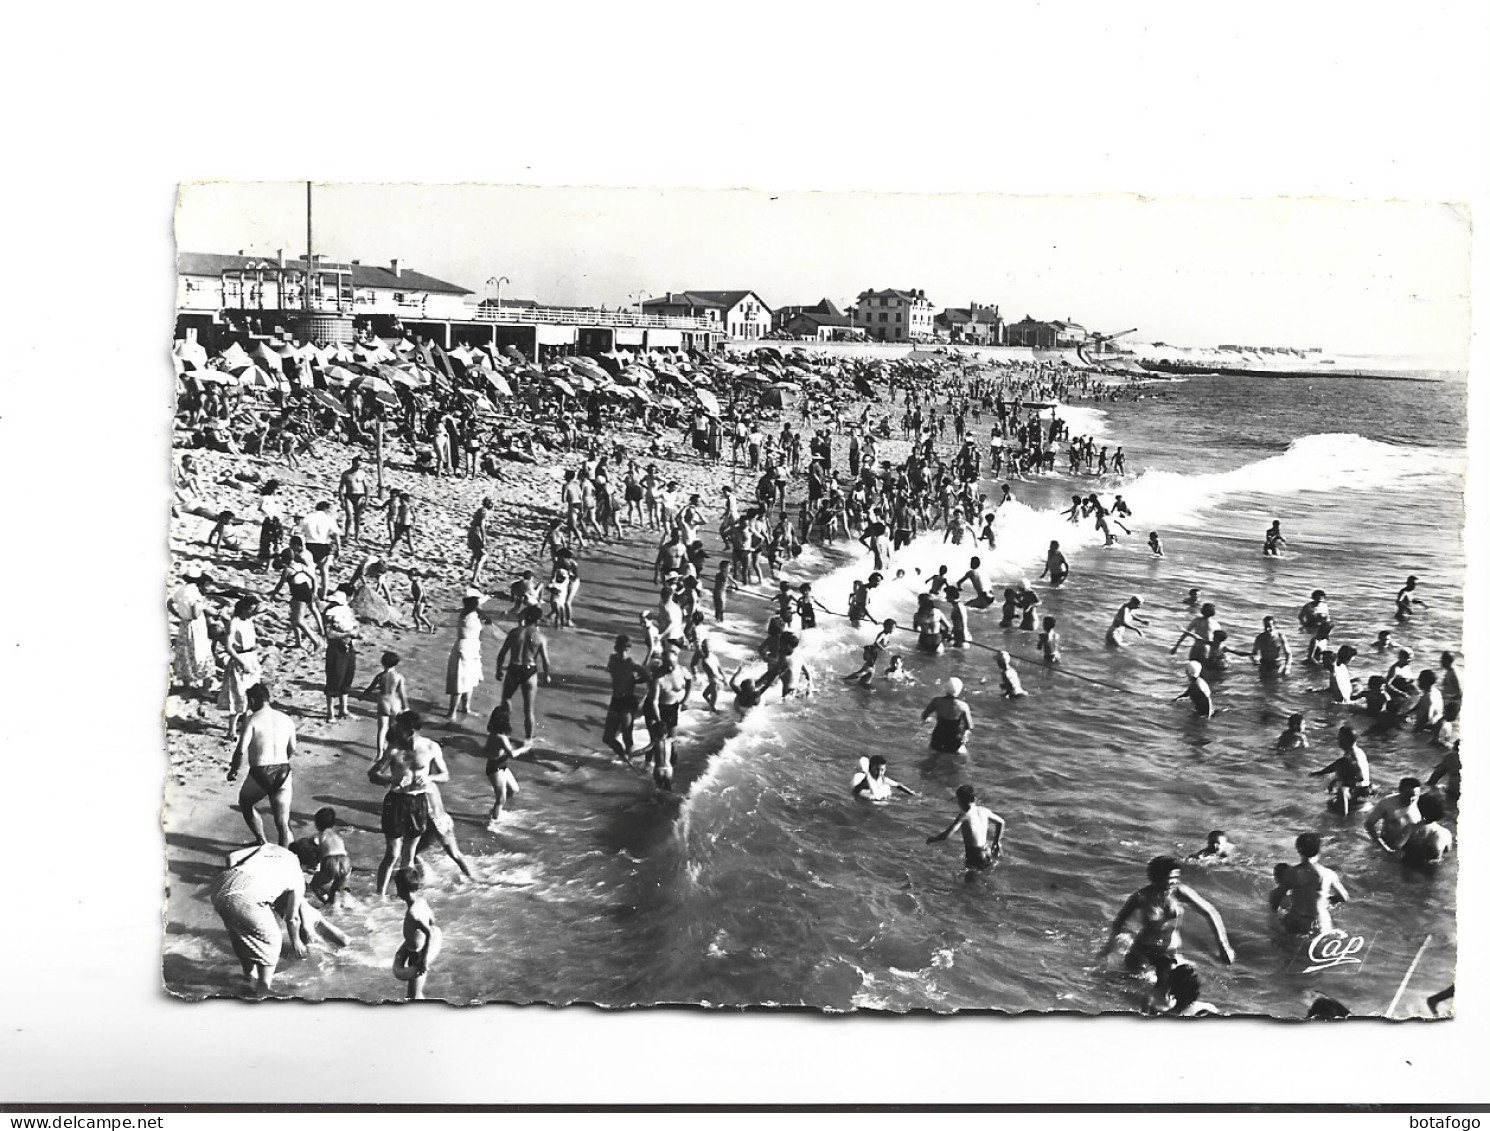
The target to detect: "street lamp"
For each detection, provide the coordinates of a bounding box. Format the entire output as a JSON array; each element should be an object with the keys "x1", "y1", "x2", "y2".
[
  {"x1": 630, "y1": 290, "x2": 651, "y2": 314},
  {"x1": 487, "y1": 275, "x2": 510, "y2": 311}
]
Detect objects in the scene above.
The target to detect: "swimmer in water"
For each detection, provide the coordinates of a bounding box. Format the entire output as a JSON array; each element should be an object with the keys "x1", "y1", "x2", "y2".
[
  {"x1": 996, "y1": 651, "x2": 1026, "y2": 698},
  {"x1": 1038, "y1": 616, "x2": 1061, "y2": 666},
  {"x1": 1106, "y1": 596, "x2": 1147, "y2": 648},
  {"x1": 884, "y1": 655, "x2": 912, "y2": 683},
  {"x1": 1039, "y1": 540, "x2": 1070, "y2": 587},
  {"x1": 1394, "y1": 575, "x2": 1426, "y2": 619},
  {"x1": 1273, "y1": 833, "x2": 1349, "y2": 935},
  {"x1": 1277, "y1": 712, "x2": 1309, "y2": 751},
  {"x1": 1400, "y1": 793, "x2": 1453, "y2": 868},
  {"x1": 1364, "y1": 777, "x2": 1423, "y2": 852},
  {"x1": 925, "y1": 784, "x2": 1004, "y2": 869},
  {"x1": 922, "y1": 677, "x2": 973, "y2": 753},
  {"x1": 851, "y1": 755, "x2": 917, "y2": 802},
  {"x1": 844, "y1": 619, "x2": 896, "y2": 686},
  {"x1": 1249, "y1": 615, "x2": 1292, "y2": 677},
  {"x1": 1188, "y1": 830, "x2": 1233, "y2": 862},
  {"x1": 1172, "y1": 602, "x2": 1219, "y2": 660},
  {"x1": 1309, "y1": 725, "x2": 1372, "y2": 813},
  {"x1": 1175, "y1": 660, "x2": 1213, "y2": 718},
  {"x1": 1373, "y1": 629, "x2": 1394, "y2": 653},
  {"x1": 728, "y1": 666, "x2": 763, "y2": 711},
  {"x1": 392, "y1": 867, "x2": 441, "y2": 1001},
  {"x1": 1147, "y1": 531, "x2": 1165, "y2": 558},
  {"x1": 1183, "y1": 587, "x2": 1201, "y2": 608},
  {"x1": 1102, "y1": 855, "x2": 1235, "y2": 998},
  {"x1": 1263, "y1": 520, "x2": 1287, "y2": 556},
  {"x1": 1267, "y1": 863, "x2": 1294, "y2": 915},
  {"x1": 1145, "y1": 961, "x2": 1219, "y2": 1017}
]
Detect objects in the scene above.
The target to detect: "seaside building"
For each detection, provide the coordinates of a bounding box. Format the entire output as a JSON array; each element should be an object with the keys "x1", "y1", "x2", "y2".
[
  {"x1": 175, "y1": 251, "x2": 723, "y2": 357},
  {"x1": 934, "y1": 302, "x2": 1005, "y2": 346},
  {"x1": 774, "y1": 298, "x2": 859, "y2": 341},
  {"x1": 641, "y1": 291, "x2": 774, "y2": 341},
  {"x1": 853, "y1": 288, "x2": 935, "y2": 342}
]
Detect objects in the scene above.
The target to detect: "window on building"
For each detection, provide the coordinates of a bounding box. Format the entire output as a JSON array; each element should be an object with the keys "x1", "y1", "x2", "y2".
[
  {"x1": 896, "y1": 313, "x2": 903, "y2": 322},
  {"x1": 879, "y1": 312, "x2": 888, "y2": 323}
]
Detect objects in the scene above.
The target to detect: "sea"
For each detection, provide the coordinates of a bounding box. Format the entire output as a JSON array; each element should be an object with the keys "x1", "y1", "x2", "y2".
[{"x1": 287, "y1": 372, "x2": 1468, "y2": 1015}]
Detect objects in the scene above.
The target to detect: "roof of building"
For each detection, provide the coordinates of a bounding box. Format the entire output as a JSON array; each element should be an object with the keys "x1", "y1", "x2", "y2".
[
  {"x1": 643, "y1": 290, "x2": 771, "y2": 312},
  {"x1": 938, "y1": 306, "x2": 1003, "y2": 326},
  {"x1": 778, "y1": 297, "x2": 844, "y2": 320},
  {"x1": 1051, "y1": 320, "x2": 1087, "y2": 333},
  {"x1": 786, "y1": 310, "x2": 854, "y2": 328},
  {"x1": 177, "y1": 251, "x2": 474, "y2": 296},
  {"x1": 857, "y1": 288, "x2": 932, "y2": 304}
]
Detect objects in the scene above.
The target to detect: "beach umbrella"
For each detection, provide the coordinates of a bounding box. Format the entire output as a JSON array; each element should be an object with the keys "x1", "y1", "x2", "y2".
[
  {"x1": 631, "y1": 385, "x2": 653, "y2": 403},
  {"x1": 324, "y1": 365, "x2": 360, "y2": 388},
  {"x1": 658, "y1": 395, "x2": 684, "y2": 410},
  {"x1": 173, "y1": 339, "x2": 208, "y2": 371},
  {"x1": 548, "y1": 374, "x2": 576, "y2": 397},
  {"x1": 569, "y1": 356, "x2": 608, "y2": 382},
  {"x1": 312, "y1": 389, "x2": 348, "y2": 415},
  {"x1": 481, "y1": 369, "x2": 513, "y2": 397},
  {"x1": 502, "y1": 344, "x2": 526, "y2": 363},
  {"x1": 193, "y1": 367, "x2": 237, "y2": 385},
  {"x1": 696, "y1": 388, "x2": 721, "y2": 416},
  {"x1": 379, "y1": 363, "x2": 424, "y2": 389}
]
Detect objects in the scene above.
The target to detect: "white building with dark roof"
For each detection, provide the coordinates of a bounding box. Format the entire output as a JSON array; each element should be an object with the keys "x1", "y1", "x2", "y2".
[{"x1": 641, "y1": 291, "x2": 773, "y2": 341}]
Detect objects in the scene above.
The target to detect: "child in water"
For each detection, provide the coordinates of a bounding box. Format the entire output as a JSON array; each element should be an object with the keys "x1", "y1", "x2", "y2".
[
  {"x1": 363, "y1": 651, "x2": 409, "y2": 759},
  {"x1": 1176, "y1": 660, "x2": 1214, "y2": 718},
  {"x1": 392, "y1": 867, "x2": 441, "y2": 1001},
  {"x1": 1188, "y1": 830, "x2": 1233, "y2": 861},
  {"x1": 884, "y1": 655, "x2": 912, "y2": 683},
  {"x1": 307, "y1": 807, "x2": 351, "y2": 908},
  {"x1": 1267, "y1": 863, "x2": 1295, "y2": 914},
  {"x1": 996, "y1": 651, "x2": 1026, "y2": 698},
  {"x1": 1038, "y1": 616, "x2": 1061, "y2": 666},
  {"x1": 1277, "y1": 713, "x2": 1309, "y2": 750},
  {"x1": 1148, "y1": 532, "x2": 1165, "y2": 557},
  {"x1": 484, "y1": 703, "x2": 519, "y2": 828},
  {"x1": 999, "y1": 587, "x2": 1018, "y2": 629}
]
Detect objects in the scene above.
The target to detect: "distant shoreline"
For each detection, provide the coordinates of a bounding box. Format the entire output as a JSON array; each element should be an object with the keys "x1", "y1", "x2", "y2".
[{"x1": 1135, "y1": 360, "x2": 1458, "y2": 382}]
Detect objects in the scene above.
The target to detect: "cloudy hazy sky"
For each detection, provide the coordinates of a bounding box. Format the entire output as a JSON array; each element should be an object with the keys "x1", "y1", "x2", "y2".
[{"x1": 177, "y1": 181, "x2": 1471, "y2": 365}]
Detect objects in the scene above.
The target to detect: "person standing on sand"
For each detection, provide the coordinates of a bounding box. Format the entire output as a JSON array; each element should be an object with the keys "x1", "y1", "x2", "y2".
[
  {"x1": 445, "y1": 591, "x2": 487, "y2": 719},
  {"x1": 169, "y1": 566, "x2": 214, "y2": 692},
  {"x1": 466, "y1": 496, "x2": 494, "y2": 586},
  {"x1": 323, "y1": 589, "x2": 360, "y2": 721},
  {"x1": 495, "y1": 605, "x2": 553, "y2": 746},
  {"x1": 221, "y1": 596, "x2": 264, "y2": 740},
  {"x1": 337, "y1": 456, "x2": 372, "y2": 544},
  {"x1": 297, "y1": 501, "x2": 341, "y2": 596},
  {"x1": 227, "y1": 683, "x2": 296, "y2": 847}
]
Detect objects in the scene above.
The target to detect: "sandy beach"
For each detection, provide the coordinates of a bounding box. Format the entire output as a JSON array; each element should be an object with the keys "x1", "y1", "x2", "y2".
[{"x1": 163, "y1": 394, "x2": 894, "y2": 1000}]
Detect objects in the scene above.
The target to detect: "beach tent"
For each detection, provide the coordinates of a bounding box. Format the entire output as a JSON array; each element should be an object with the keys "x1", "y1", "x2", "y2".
[
  {"x1": 173, "y1": 339, "x2": 208, "y2": 371},
  {"x1": 760, "y1": 387, "x2": 795, "y2": 410}
]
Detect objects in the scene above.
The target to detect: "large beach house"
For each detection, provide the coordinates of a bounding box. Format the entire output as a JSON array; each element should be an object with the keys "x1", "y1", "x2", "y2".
[
  {"x1": 852, "y1": 288, "x2": 935, "y2": 342},
  {"x1": 935, "y1": 302, "x2": 1005, "y2": 346},
  {"x1": 641, "y1": 291, "x2": 773, "y2": 341}
]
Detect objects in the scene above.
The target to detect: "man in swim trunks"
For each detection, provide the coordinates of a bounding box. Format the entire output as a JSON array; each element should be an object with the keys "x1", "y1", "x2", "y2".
[
  {"x1": 1105, "y1": 596, "x2": 1147, "y2": 647},
  {"x1": 645, "y1": 645, "x2": 693, "y2": 791},
  {"x1": 1364, "y1": 777, "x2": 1423, "y2": 852},
  {"x1": 1273, "y1": 832, "x2": 1349, "y2": 935},
  {"x1": 337, "y1": 455, "x2": 372, "y2": 543},
  {"x1": 926, "y1": 783, "x2": 1004, "y2": 869},
  {"x1": 1249, "y1": 615, "x2": 1292, "y2": 676},
  {"x1": 297, "y1": 501, "x2": 341, "y2": 595},
  {"x1": 495, "y1": 606, "x2": 552, "y2": 746},
  {"x1": 369, "y1": 710, "x2": 442, "y2": 898},
  {"x1": 1400, "y1": 793, "x2": 1453, "y2": 868},
  {"x1": 226, "y1": 682, "x2": 296, "y2": 846},
  {"x1": 922, "y1": 677, "x2": 973, "y2": 753},
  {"x1": 467, "y1": 496, "x2": 494, "y2": 586},
  {"x1": 603, "y1": 634, "x2": 648, "y2": 764},
  {"x1": 1103, "y1": 855, "x2": 1235, "y2": 998}
]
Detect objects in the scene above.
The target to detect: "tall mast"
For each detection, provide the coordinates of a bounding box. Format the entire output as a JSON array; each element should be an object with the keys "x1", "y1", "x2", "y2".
[{"x1": 305, "y1": 180, "x2": 313, "y2": 310}]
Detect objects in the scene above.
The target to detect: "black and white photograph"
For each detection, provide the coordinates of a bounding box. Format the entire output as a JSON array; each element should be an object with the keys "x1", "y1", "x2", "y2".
[
  {"x1": 163, "y1": 182, "x2": 1466, "y2": 1017},
  {"x1": 4, "y1": 0, "x2": 1488, "y2": 1112}
]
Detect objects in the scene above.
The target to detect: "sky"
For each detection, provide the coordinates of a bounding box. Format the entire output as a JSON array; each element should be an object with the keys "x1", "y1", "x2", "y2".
[{"x1": 177, "y1": 181, "x2": 1472, "y2": 365}]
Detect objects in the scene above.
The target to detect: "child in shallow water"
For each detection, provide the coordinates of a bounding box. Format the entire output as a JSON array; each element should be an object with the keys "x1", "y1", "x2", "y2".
[{"x1": 1277, "y1": 712, "x2": 1309, "y2": 750}]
